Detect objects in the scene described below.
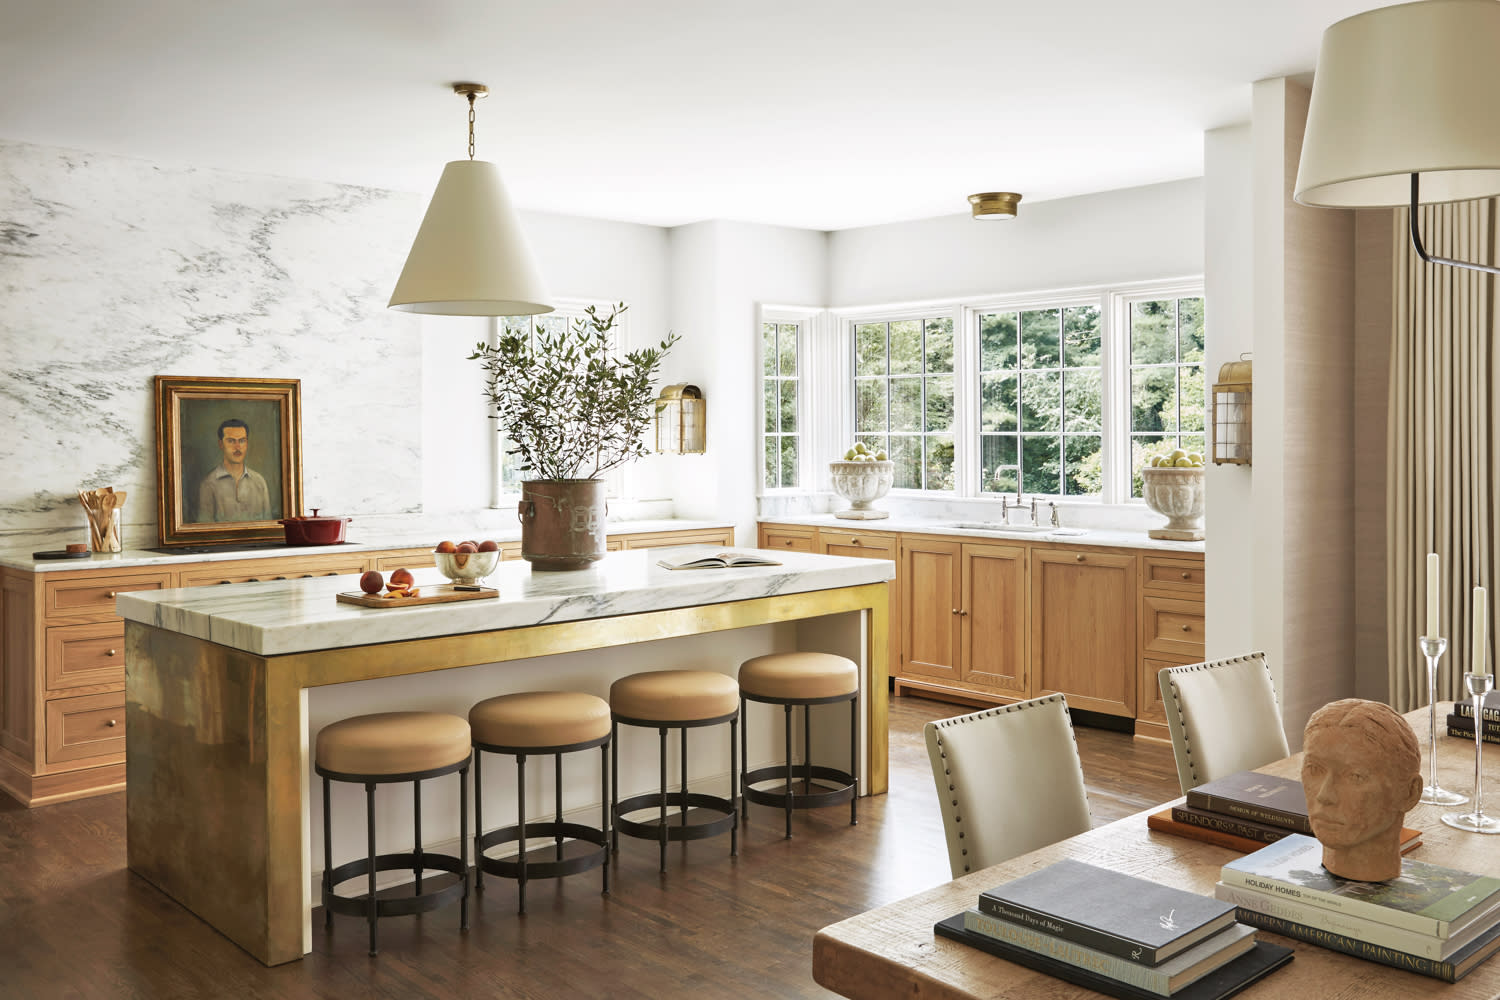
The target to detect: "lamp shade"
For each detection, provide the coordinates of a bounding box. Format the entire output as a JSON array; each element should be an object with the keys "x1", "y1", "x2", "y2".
[
  {"x1": 1296, "y1": 0, "x2": 1500, "y2": 208},
  {"x1": 389, "y1": 159, "x2": 554, "y2": 316}
]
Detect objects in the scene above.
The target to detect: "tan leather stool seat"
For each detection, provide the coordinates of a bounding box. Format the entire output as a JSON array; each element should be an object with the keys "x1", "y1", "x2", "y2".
[
  {"x1": 316, "y1": 711, "x2": 471, "y2": 776},
  {"x1": 738, "y1": 652, "x2": 857, "y2": 700},
  {"x1": 610, "y1": 670, "x2": 738, "y2": 721},
  {"x1": 470, "y1": 691, "x2": 611, "y2": 748}
]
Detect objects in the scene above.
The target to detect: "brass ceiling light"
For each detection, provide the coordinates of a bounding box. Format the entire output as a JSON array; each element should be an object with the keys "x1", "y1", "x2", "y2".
[
  {"x1": 389, "y1": 82, "x2": 554, "y2": 316},
  {"x1": 967, "y1": 192, "x2": 1022, "y2": 221}
]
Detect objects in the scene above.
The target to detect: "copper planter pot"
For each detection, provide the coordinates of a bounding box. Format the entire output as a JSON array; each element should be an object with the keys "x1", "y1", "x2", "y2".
[{"x1": 519, "y1": 479, "x2": 607, "y2": 570}]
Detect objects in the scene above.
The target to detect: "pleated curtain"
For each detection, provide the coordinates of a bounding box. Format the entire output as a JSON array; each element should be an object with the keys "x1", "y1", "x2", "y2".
[{"x1": 1388, "y1": 200, "x2": 1497, "y2": 710}]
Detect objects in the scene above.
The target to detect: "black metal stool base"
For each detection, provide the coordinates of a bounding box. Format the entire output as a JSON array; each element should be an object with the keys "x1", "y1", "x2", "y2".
[
  {"x1": 614, "y1": 791, "x2": 737, "y2": 843},
  {"x1": 324, "y1": 851, "x2": 469, "y2": 919},
  {"x1": 477, "y1": 821, "x2": 608, "y2": 880},
  {"x1": 743, "y1": 764, "x2": 857, "y2": 810},
  {"x1": 740, "y1": 690, "x2": 858, "y2": 838}
]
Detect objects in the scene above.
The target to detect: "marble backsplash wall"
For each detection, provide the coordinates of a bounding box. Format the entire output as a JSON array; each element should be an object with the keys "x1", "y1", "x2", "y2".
[{"x1": 0, "y1": 139, "x2": 425, "y2": 545}]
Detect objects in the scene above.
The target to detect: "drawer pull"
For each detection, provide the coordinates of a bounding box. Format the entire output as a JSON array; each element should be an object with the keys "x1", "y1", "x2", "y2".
[
  {"x1": 106, "y1": 649, "x2": 117, "y2": 657},
  {"x1": 852, "y1": 538, "x2": 862, "y2": 545},
  {"x1": 1180, "y1": 571, "x2": 1191, "y2": 579},
  {"x1": 106, "y1": 591, "x2": 117, "y2": 598},
  {"x1": 274, "y1": 576, "x2": 287, "y2": 581},
  {"x1": 951, "y1": 608, "x2": 959, "y2": 615},
  {"x1": 1181, "y1": 624, "x2": 1191, "y2": 632},
  {"x1": 219, "y1": 580, "x2": 232, "y2": 585},
  {"x1": 1075, "y1": 554, "x2": 1085, "y2": 562},
  {"x1": 959, "y1": 609, "x2": 968, "y2": 616},
  {"x1": 106, "y1": 719, "x2": 117, "y2": 728},
  {"x1": 301, "y1": 574, "x2": 314, "y2": 579},
  {"x1": 248, "y1": 578, "x2": 260, "y2": 583}
]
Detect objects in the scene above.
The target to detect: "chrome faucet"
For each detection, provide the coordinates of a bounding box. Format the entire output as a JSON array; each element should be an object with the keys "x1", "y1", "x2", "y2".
[
  {"x1": 1049, "y1": 501, "x2": 1060, "y2": 528},
  {"x1": 1029, "y1": 497, "x2": 1039, "y2": 526}
]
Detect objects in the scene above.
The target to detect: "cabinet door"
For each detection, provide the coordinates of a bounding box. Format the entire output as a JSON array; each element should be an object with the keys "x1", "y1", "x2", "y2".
[
  {"x1": 901, "y1": 537, "x2": 961, "y2": 683},
  {"x1": 822, "y1": 530, "x2": 900, "y2": 675},
  {"x1": 961, "y1": 543, "x2": 1028, "y2": 697},
  {"x1": 1030, "y1": 548, "x2": 1137, "y2": 716}
]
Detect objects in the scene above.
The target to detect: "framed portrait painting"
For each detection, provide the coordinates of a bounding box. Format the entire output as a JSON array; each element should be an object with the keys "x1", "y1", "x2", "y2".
[{"x1": 154, "y1": 375, "x2": 303, "y2": 547}]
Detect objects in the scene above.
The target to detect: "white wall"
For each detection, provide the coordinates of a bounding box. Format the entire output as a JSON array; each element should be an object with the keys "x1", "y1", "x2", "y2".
[
  {"x1": 827, "y1": 179, "x2": 1204, "y2": 307},
  {"x1": 1203, "y1": 124, "x2": 1256, "y2": 659}
]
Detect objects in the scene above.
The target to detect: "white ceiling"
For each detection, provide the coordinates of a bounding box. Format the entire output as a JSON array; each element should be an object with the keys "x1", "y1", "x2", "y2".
[{"x1": 0, "y1": 0, "x2": 1393, "y2": 231}]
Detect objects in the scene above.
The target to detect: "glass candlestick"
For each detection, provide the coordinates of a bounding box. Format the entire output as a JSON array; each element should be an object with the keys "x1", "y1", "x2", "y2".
[
  {"x1": 1442, "y1": 671, "x2": 1500, "y2": 834},
  {"x1": 1418, "y1": 636, "x2": 1467, "y2": 805}
]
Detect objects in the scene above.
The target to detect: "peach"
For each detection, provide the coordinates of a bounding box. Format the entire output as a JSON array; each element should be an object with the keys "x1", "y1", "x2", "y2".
[
  {"x1": 359, "y1": 570, "x2": 384, "y2": 595},
  {"x1": 456, "y1": 541, "x2": 478, "y2": 554},
  {"x1": 389, "y1": 567, "x2": 415, "y2": 589},
  {"x1": 477, "y1": 539, "x2": 499, "y2": 552},
  {"x1": 435, "y1": 540, "x2": 457, "y2": 553}
]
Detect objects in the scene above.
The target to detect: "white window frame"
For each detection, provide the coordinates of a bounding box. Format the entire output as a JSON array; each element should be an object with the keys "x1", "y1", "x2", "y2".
[
  {"x1": 827, "y1": 278, "x2": 1203, "y2": 506},
  {"x1": 487, "y1": 297, "x2": 631, "y2": 508},
  {"x1": 758, "y1": 305, "x2": 819, "y2": 494}
]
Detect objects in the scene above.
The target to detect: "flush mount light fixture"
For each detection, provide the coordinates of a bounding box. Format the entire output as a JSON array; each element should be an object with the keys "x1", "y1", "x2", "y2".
[
  {"x1": 967, "y1": 192, "x2": 1022, "y2": 221},
  {"x1": 389, "y1": 82, "x2": 554, "y2": 316},
  {"x1": 1296, "y1": 0, "x2": 1500, "y2": 275}
]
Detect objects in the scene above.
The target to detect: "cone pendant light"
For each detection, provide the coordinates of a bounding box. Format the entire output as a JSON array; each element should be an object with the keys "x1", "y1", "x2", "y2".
[{"x1": 389, "y1": 83, "x2": 554, "y2": 316}]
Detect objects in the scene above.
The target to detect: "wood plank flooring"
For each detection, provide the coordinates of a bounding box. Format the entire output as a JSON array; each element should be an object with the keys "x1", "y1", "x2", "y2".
[{"x1": 0, "y1": 695, "x2": 1179, "y2": 998}]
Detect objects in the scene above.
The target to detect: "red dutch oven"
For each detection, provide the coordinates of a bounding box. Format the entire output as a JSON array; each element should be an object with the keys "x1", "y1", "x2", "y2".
[{"x1": 278, "y1": 508, "x2": 350, "y2": 545}]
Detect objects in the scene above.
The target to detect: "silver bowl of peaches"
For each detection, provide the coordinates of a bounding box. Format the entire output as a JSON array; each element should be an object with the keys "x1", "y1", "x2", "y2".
[{"x1": 433, "y1": 539, "x2": 501, "y2": 583}]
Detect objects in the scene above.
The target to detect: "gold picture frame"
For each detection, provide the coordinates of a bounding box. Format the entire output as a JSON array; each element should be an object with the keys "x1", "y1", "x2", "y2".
[{"x1": 154, "y1": 375, "x2": 303, "y2": 547}]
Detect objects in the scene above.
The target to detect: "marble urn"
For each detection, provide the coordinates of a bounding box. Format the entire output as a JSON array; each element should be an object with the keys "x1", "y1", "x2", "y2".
[
  {"x1": 1141, "y1": 466, "x2": 1205, "y2": 540},
  {"x1": 830, "y1": 460, "x2": 895, "y2": 520}
]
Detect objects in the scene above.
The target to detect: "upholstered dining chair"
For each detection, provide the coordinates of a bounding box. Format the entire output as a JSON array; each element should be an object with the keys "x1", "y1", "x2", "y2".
[
  {"x1": 923, "y1": 693, "x2": 1092, "y2": 878},
  {"x1": 1158, "y1": 651, "x2": 1290, "y2": 795}
]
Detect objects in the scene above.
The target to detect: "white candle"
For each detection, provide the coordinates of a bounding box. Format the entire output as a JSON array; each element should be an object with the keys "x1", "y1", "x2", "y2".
[
  {"x1": 1474, "y1": 586, "x2": 1488, "y2": 675},
  {"x1": 1427, "y1": 553, "x2": 1440, "y2": 639}
]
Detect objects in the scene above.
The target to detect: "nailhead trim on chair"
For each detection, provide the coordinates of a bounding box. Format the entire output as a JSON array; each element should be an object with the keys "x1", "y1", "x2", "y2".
[
  {"x1": 927, "y1": 692, "x2": 1078, "y2": 873},
  {"x1": 1161, "y1": 651, "x2": 1279, "y2": 788}
]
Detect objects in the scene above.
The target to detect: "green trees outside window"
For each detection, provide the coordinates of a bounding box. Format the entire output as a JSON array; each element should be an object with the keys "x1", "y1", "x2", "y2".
[
  {"x1": 762, "y1": 321, "x2": 801, "y2": 488},
  {"x1": 854, "y1": 316, "x2": 955, "y2": 491}
]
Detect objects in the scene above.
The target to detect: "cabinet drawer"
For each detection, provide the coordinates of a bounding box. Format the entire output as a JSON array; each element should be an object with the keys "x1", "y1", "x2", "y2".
[
  {"x1": 1142, "y1": 595, "x2": 1206, "y2": 658},
  {"x1": 177, "y1": 557, "x2": 365, "y2": 588},
  {"x1": 621, "y1": 529, "x2": 734, "y2": 550},
  {"x1": 46, "y1": 692, "x2": 126, "y2": 764},
  {"x1": 43, "y1": 572, "x2": 173, "y2": 622},
  {"x1": 45, "y1": 621, "x2": 126, "y2": 691},
  {"x1": 1142, "y1": 555, "x2": 1205, "y2": 595},
  {"x1": 759, "y1": 529, "x2": 817, "y2": 553},
  {"x1": 819, "y1": 530, "x2": 897, "y2": 556},
  {"x1": 372, "y1": 548, "x2": 439, "y2": 572}
]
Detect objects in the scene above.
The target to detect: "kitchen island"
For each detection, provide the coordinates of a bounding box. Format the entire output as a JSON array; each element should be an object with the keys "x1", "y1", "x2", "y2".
[{"x1": 116, "y1": 547, "x2": 891, "y2": 966}]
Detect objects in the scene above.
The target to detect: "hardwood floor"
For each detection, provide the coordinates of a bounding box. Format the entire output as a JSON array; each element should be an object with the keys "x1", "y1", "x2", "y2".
[{"x1": 0, "y1": 695, "x2": 1178, "y2": 998}]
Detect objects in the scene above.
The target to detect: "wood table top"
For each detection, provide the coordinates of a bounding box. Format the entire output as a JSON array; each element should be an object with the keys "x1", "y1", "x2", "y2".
[{"x1": 813, "y1": 706, "x2": 1500, "y2": 999}]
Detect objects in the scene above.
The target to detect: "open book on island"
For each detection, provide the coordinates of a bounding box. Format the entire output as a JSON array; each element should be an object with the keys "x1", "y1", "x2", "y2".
[{"x1": 657, "y1": 551, "x2": 782, "y2": 571}]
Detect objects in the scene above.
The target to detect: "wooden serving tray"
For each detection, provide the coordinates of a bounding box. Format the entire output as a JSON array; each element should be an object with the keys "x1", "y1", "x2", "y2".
[{"x1": 336, "y1": 585, "x2": 499, "y2": 608}]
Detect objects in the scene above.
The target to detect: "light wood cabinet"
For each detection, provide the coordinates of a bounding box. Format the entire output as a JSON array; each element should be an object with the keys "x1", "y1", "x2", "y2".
[
  {"x1": 1135, "y1": 554, "x2": 1206, "y2": 741},
  {"x1": 0, "y1": 523, "x2": 729, "y2": 807},
  {"x1": 961, "y1": 543, "x2": 1028, "y2": 698},
  {"x1": 1030, "y1": 548, "x2": 1137, "y2": 717},
  {"x1": 899, "y1": 537, "x2": 960, "y2": 685},
  {"x1": 757, "y1": 523, "x2": 818, "y2": 552},
  {"x1": 820, "y1": 529, "x2": 900, "y2": 674}
]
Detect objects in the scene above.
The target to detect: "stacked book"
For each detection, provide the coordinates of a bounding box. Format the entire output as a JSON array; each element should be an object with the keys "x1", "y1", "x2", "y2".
[
  {"x1": 1148, "y1": 771, "x2": 1420, "y2": 855},
  {"x1": 1447, "y1": 689, "x2": 1500, "y2": 746},
  {"x1": 1216, "y1": 834, "x2": 1500, "y2": 982},
  {"x1": 934, "y1": 858, "x2": 1293, "y2": 999}
]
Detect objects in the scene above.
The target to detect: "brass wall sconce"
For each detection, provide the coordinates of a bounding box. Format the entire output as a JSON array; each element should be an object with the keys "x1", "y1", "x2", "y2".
[
  {"x1": 1211, "y1": 357, "x2": 1253, "y2": 466},
  {"x1": 655, "y1": 384, "x2": 705, "y2": 454}
]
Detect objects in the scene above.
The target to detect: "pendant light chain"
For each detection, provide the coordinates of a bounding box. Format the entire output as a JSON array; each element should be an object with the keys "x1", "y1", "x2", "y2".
[{"x1": 467, "y1": 92, "x2": 477, "y2": 160}]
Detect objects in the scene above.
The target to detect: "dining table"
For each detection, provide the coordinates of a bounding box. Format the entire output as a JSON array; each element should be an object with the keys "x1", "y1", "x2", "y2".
[{"x1": 813, "y1": 706, "x2": 1500, "y2": 999}]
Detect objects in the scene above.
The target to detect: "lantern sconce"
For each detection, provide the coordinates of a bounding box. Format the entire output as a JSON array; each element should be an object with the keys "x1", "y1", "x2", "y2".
[
  {"x1": 1210, "y1": 356, "x2": 1252, "y2": 466},
  {"x1": 655, "y1": 384, "x2": 706, "y2": 455}
]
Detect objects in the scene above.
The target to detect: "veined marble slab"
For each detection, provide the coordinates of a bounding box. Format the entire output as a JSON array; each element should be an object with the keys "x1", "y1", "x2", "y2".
[{"x1": 116, "y1": 547, "x2": 894, "y2": 657}]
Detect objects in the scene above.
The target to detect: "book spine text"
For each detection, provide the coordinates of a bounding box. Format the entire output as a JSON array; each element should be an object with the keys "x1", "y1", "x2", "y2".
[
  {"x1": 1453, "y1": 701, "x2": 1500, "y2": 722},
  {"x1": 1214, "y1": 883, "x2": 1445, "y2": 959},
  {"x1": 1217, "y1": 867, "x2": 1441, "y2": 936},
  {"x1": 1185, "y1": 792, "x2": 1311, "y2": 834},
  {"x1": 975, "y1": 896, "x2": 1158, "y2": 965},
  {"x1": 962, "y1": 910, "x2": 1170, "y2": 995},
  {"x1": 1229, "y1": 908, "x2": 1459, "y2": 981},
  {"x1": 1170, "y1": 807, "x2": 1285, "y2": 844}
]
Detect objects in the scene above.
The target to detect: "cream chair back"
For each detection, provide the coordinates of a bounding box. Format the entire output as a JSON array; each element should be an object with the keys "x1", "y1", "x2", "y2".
[
  {"x1": 923, "y1": 693, "x2": 1092, "y2": 879},
  {"x1": 1158, "y1": 651, "x2": 1290, "y2": 795}
]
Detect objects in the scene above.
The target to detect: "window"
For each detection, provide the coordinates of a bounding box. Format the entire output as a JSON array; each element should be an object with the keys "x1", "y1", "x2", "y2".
[
  {"x1": 853, "y1": 316, "x2": 955, "y2": 490},
  {"x1": 1126, "y1": 295, "x2": 1205, "y2": 497},
  {"x1": 978, "y1": 305, "x2": 1102, "y2": 497},
  {"x1": 762, "y1": 320, "x2": 802, "y2": 489}
]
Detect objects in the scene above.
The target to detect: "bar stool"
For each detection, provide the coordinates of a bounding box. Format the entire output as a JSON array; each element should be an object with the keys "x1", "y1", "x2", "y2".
[
  {"x1": 315, "y1": 711, "x2": 472, "y2": 955},
  {"x1": 738, "y1": 651, "x2": 858, "y2": 838},
  {"x1": 609, "y1": 669, "x2": 739, "y2": 872},
  {"x1": 469, "y1": 691, "x2": 611, "y2": 914}
]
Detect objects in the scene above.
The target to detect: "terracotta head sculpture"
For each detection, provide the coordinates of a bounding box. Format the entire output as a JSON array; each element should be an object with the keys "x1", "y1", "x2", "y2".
[{"x1": 1301, "y1": 698, "x2": 1422, "y2": 881}]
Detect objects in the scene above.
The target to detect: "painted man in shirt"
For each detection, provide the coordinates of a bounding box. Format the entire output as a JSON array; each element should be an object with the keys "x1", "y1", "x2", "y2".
[{"x1": 197, "y1": 418, "x2": 272, "y2": 522}]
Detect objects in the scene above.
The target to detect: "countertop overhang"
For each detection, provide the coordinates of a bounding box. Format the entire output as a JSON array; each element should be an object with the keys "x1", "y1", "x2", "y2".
[{"x1": 116, "y1": 546, "x2": 894, "y2": 657}]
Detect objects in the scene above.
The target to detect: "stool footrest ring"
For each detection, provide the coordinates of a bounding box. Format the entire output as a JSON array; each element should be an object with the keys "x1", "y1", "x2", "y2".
[
  {"x1": 615, "y1": 791, "x2": 736, "y2": 843},
  {"x1": 324, "y1": 851, "x2": 468, "y2": 918},
  {"x1": 744, "y1": 764, "x2": 856, "y2": 809},
  {"x1": 477, "y1": 821, "x2": 608, "y2": 880}
]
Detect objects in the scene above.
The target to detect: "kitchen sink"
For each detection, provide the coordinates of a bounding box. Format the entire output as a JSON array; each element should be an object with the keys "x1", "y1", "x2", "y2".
[{"x1": 944, "y1": 522, "x2": 1056, "y2": 533}]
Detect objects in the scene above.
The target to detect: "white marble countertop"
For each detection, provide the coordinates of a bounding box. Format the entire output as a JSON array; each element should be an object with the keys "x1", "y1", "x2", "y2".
[
  {"x1": 0, "y1": 518, "x2": 734, "y2": 573},
  {"x1": 757, "y1": 513, "x2": 1205, "y2": 554},
  {"x1": 115, "y1": 546, "x2": 894, "y2": 657}
]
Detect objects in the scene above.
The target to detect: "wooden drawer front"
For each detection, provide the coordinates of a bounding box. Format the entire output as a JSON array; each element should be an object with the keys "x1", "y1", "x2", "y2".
[
  {"x1": 43, "y1": 572, "x2": 173, "y2": 621},
  {"x1": 759, "y1": 529, "x2": 816, "y2": 553},
  {"x1": 819, "y1": 530, "x2": 897, "y2": 559},
  {"x1": 46, "y1": 692, "x2": 126, "y2": 764},
  {"x1": 46, "y1": 621, "x2": 126, "y2": 691},
  {"x1": 621, "y1": 529, "x2": 735, "y2": 550},
  {"x1": 1142, "y1": 555, "x2": 1205, "y2": 595},
  {"x1": 178, "y1": 557, "x2": 365, "y2": 588},
  {"x1": 373, "y1": 549, "x2": 439, "y2": 572},
  {"x1": 1143, "y1": 595, "x2": 1206, "y2": 658},
  {"x1": 500, "y1": 542, "x2": 524, "y2": 561}
]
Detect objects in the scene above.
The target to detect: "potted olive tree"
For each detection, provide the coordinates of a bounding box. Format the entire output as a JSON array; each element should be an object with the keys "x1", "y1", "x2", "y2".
[{"x1": 470, "y1": 304, "x2": 678, "y2": 569}]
